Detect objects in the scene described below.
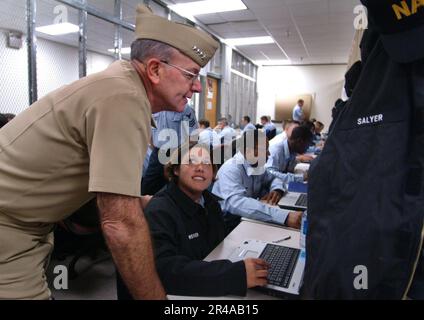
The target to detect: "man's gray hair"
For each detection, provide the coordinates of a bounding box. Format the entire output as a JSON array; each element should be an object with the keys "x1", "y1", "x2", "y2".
[{"x1": 130, "y1": 39, "x2": 177, "y2": 62}]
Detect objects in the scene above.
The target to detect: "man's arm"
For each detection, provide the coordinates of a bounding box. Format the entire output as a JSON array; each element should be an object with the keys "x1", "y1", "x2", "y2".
[
  {"x1": 266, "y1": 167, "x2": 304, "y2": 185},
  {"x1": 97, "y1": 193, "x2": 166, "y2": 300},
  {"x1": 212, "y1": 165, "x2": 289, "y2": 224}
]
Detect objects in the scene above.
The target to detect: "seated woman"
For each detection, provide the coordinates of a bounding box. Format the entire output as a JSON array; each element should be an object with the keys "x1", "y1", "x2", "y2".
[{"x1": 116, "y1": 143, "x2": 269, "y2": 298}]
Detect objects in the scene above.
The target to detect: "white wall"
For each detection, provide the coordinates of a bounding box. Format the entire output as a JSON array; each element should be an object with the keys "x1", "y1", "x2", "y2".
[
  {"x1": 257, "y1": 65, "x2": 347, "y2": 128},
  {"x1": 0, "y1": 31, "x2": 29, "y2": 115},
  {"x1": 37, "y1": 40, "x2": 115, "y2": 99},
  {"x1": 87, "y1": 51, "x2": 115, "y2": 75},
  {"x1": 0, "y1": 34, "x2": 114, "y2": 115},
  {"x1": 37, "y1": 39, "x2": 80, "y2": 99}
]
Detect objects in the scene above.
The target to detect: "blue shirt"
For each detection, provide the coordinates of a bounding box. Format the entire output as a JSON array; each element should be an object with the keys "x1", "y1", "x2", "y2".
[
  {"x1": 217, "y1": 126, "x2": 236, "y2": 144},
  {"x1": 151, "y1": 105, "x2": 198, "y2": 149},
  {"x1": 145, "y1": 105, "x2": 198, "y2": 175},
  {"x1": 265, "y1": 139, "x2": 304, "y2": 186},
  {"x1": 292, "y1": 105, "x2": 303, "y2": 121},
  {"x1": 306, "y1": 145, "x2": 321, "y2": 154},
  {"x1": 242, "y1": 123, "x2": 256, "y2": 132},
  {"x1": 198, "y1": 127, "x2": 221, "y2": 147},
  {"x1": 263, "y1": 122, "x2": 276, "y2": 134},
  {"x1": 142, "y1": 145, "x2": 153, "y2": 177},
  {"x1": 212, "y1": 152, "x2": 291, "y2": 225}
]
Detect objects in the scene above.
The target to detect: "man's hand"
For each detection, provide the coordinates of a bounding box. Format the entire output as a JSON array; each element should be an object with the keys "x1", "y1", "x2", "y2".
[
  {"x1": 244, "y1": 258, "x2": 269, "y2": 288},
  {"x1": 140, "y1": 195, "x2": 152, "y2": 210},
  {"x1": 97, "y1": 193, "x2": 166, "y2": 300},
  {"x1": 303, "y1": 171, "x2": 308, "y2": 181},
  {"x1": 261, "y1": 190, "x2": 284, "y2": 205},
  {"x1": 296, "y1": 154, "x2": 314, "y2": 163},
  {"x1": 286, "y1": 211, "x2": 302, "y2": 229}
]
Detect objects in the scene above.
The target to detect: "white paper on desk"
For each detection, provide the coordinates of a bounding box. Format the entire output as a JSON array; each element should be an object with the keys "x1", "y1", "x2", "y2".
[{"x1": 294, "y1": 163, "x2": 310, "y2": 173}]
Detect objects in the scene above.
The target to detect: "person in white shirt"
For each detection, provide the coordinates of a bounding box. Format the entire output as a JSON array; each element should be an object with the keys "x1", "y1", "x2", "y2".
[
  {"x1": 240, "y1": 115, "x2": 256, "y2": 132},
  {"x1": 212, "y1": 129, "x2": 302, "y2": 229},
  {"x1": 214, "y1": 117, "x2": 236, "y2": 144},
  {"x1": 292, "y1": 99, "x2": 305, "y2": 122},
  {"x1": 197, "y1": 119, "x2": 221, "y2": 147},
  {"x1": 266, "y1": 126, "x2": 313, "y2": 185},
  {"x1": 260, "y1": 116, "x2": 277, "y2": 140}
]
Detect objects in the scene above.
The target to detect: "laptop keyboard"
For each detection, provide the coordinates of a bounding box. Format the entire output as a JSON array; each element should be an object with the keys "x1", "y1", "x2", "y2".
[
  {"x1": 259, "y1": 244, "x2": 300, "y2": 288},
  {"x1": 295, "y1": 193, "x2": 308, "y2": 207}
]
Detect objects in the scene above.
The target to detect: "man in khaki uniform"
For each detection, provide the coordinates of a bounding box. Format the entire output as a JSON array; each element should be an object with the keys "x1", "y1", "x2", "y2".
[{"x1": 0, "y1": 5, "x2": 218, "y2": 300}]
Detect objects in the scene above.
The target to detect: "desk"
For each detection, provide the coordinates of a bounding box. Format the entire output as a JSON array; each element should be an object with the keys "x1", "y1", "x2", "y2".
[{"x1": 168, "y1": 220, "x2": 300, "y2": 300}]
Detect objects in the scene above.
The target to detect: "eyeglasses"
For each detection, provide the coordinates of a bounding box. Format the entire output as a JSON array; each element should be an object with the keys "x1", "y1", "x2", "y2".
[
  {"x1": 160, "y1": 60, "x2": 200, "y2": 84},
  {"x1": 187, "y1": 157, "x2": 212, "y2": 166}
]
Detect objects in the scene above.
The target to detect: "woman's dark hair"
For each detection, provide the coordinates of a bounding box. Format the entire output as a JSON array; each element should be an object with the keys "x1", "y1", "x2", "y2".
[{"x1": 164, "y1": 142, "x2": 218, "y2": 183}]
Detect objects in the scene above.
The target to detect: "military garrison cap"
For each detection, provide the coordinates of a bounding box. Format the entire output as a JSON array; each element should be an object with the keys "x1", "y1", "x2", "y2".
[
  {"x1": 135, "y1": 4, "x2": 219, "y2": 67},
  {"x1": 361, "y1": 0, "x2": 424, "y2": 63}
]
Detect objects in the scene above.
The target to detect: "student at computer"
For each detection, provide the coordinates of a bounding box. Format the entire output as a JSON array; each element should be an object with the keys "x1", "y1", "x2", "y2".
[
  {"x1": 266, "y1": 126, "x2": 313, "y2": 185},
  {"x1": 116, "y1": 142, "x2": 269, "y2": 298},
  {"x1": 269, "y1": 120, "x2": 300, "y2": 147},
  {"x1": 212, "y1": 129, "x2": 302, "y2": 229}
]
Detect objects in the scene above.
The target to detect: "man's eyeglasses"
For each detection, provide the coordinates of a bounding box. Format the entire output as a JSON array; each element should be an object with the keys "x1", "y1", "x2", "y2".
[{"x1": 160, "y1": 60, "x2": 200, "y2": 84}]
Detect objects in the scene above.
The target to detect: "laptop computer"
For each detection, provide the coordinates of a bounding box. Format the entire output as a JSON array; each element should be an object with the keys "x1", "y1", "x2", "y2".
[
  {"x1": 227, "y1": 239, "x2": 306, "y2": 297},
  {"x1": 278, "y1": 191, "x2": 308, "y2": 211}
]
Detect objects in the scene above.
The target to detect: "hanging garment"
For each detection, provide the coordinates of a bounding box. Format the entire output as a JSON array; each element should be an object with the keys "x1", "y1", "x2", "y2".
[{"x1": 303, "y1": 35, "x2": 424, "y2": 299}]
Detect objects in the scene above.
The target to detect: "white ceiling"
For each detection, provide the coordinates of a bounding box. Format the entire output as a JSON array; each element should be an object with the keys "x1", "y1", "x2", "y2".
[
  {"x1": 168, "y1": 0, "x2": 361, "y2": 65},
  {"x1": 0, "y1": 0, "x2": 361, "y2": 65}
]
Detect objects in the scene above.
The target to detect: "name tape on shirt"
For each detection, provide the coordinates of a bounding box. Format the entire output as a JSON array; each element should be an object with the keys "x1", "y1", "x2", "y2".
[
  {"x1": 188, "y1": 232, "x2": 199, "y2": 240},
  {"x1": 357, "y1": 114, "x2": 384, "y2": 126}
]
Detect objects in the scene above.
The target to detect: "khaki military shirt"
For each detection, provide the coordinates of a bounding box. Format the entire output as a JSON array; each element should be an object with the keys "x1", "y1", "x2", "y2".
[{"x1": 0, "y1": 60, "x2": 151, "y2": 299}]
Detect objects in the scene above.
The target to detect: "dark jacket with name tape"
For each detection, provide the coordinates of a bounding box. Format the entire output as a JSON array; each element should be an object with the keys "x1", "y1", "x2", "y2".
[
  {"x1": 303, "y1": 32, "x2": 424, "y2": 299},
  {"x1": 144, "y1": 181, "x2": 247, "y2": 296}
]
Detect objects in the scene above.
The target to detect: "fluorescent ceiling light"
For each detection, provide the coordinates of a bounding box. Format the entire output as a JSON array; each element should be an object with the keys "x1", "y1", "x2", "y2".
[
  {"x1": 169, "y1": 0, "x2": 246, "y2": 18},
  {"x1": 108, "y1": 47, "x2": 131, "y2": 55},
  {"x1": 36, "y1": 23, "x2": 79, "y2": 36},
  {"x1": 226, "y1": 36, "x2": 274, "y2": 46},
  {"x1": 256, "y1": 59, "x2": 292, "y2": 66}
]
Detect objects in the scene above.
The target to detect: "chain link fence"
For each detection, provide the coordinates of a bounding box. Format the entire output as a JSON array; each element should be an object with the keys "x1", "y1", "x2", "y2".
[{"x1": 0, "y1": 0, "x2": 28, "y2": 114}]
